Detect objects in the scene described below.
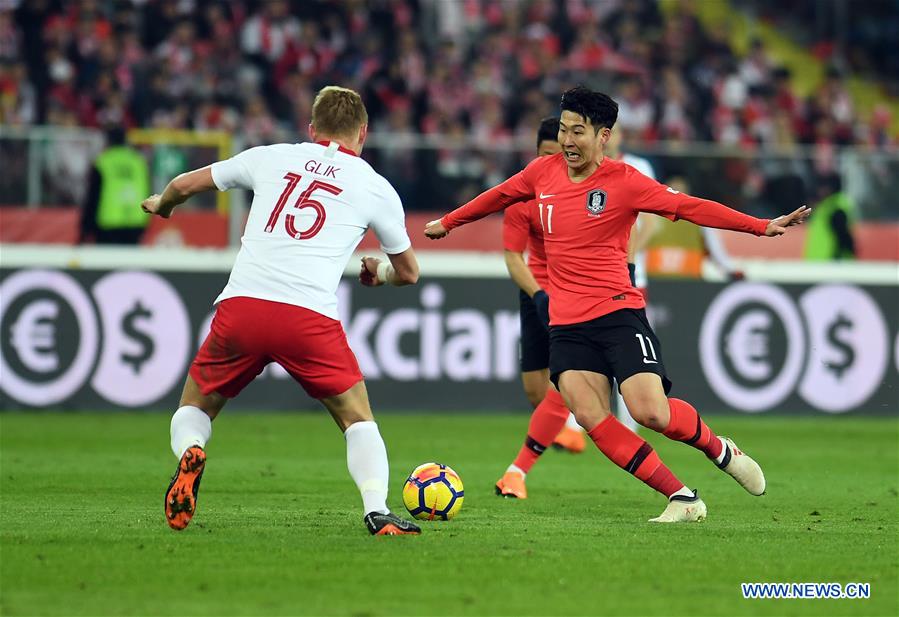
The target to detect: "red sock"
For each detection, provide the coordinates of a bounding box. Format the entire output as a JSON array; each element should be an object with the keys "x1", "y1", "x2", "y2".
[
  {"x1": 512, "y1": 388, "x2": 569, "y2": 474},
  {"x1": 588, "y1": 415, "x2": 686, "y2": 498},
  {"x1": 663, "y1": 398, "x2": 723, "y2": 460}
]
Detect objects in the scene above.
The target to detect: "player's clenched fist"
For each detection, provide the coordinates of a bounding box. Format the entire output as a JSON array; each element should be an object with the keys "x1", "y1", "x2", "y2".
[
  {"x1": 424, "y1": 219, "x2": 448, "y2": 239},
  {"x1": 141, "y1": 194, "x2": 174, "y2": 218},
  {"x1": 359, "y1": 256, "x2": 382, "y2": 286}
]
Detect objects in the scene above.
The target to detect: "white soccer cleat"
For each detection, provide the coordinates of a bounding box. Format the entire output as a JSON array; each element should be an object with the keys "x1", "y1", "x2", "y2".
[
  {"x1": 717, "y1": 437, "x2": 766, "y2": 496},
  {"x1": 649, "y1": 490, "x2": 707, "y2": 523}
]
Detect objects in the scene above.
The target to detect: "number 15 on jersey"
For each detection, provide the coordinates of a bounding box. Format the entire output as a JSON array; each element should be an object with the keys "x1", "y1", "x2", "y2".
[{"x1": 265, "y1": 172, "x2": 343, "y2": 240}]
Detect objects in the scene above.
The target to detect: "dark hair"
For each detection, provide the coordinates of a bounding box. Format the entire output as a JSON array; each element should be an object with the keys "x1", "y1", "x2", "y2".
[
  {"x1": 105, "y1": 125, "x2": 127, "y2": 146},
  {"x1": 821, "y1": 172, "x2": 842, "y2": 194},
  {"x1": 560, "y1": 86, "x2": 618, "y2": 132},
  {"x1": 536, "y1": 116, "x2": 560, "y2": 148}
]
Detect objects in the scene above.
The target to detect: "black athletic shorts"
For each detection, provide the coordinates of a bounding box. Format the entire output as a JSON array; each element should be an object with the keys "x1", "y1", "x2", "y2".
[
  {"x1": 548, "y1": 308, "x2": 672, "y2": 393},
  {"x1": 519, "y1": 290, "x2": 550, "y2": 372}
]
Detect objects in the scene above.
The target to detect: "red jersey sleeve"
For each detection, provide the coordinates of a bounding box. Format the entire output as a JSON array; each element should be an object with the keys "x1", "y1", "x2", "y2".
[
  {"x1": 629, "y1": 169, "x2": 769, "y2": 236},
  {"x1": 502, "y1": 203, "x2": 530, "y2": 252},
  {"x1": 441, "y1": 159, "x2": 538, "y2": 230}
]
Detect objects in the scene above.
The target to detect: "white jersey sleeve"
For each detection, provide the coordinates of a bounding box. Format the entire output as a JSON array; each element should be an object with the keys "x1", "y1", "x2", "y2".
[
  {"x1": 622, "y1": 153, "x2": 656, "y2": 181},
  {"x1": 369, "y1": 179, "x2": 412, "y2": 254},
  {"x1": 701, "y1": 227, "x2": 738, "y2": 273},
  {"x1": 622, "y1": 153, "x2": 657, "y2": 289},
  {"x1": 210, "y1": 146, "x2": 267, "y2": 191}
]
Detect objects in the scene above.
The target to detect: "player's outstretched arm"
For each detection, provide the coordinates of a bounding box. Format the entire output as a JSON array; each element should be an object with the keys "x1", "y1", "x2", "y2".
[
  {"x1": 425, "y1": 170, "x2": 537, "y2": 240},
  {"x1": 360, "y1": 248, "x2": 419, "y2": 287},
  {"x1": 764, "y1": 206, "x2": 812, "y2": 236},
  {"x1": 141, "y1": 166, "x2": 217, "y2": 219}
]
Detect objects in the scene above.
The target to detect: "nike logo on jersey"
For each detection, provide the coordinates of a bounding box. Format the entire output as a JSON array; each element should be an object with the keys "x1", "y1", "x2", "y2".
[
  {"x1": 666, "y1": 186, "x2": 680, "y2": 194},
  {"x1": 539, "y1": 193, "x2": 556, "y2": 199}
]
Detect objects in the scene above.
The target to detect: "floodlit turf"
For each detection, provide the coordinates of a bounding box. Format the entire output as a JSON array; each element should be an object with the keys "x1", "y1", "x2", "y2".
[{"x1": 1, "y1": 412, "x2": 897, "y2": 617}]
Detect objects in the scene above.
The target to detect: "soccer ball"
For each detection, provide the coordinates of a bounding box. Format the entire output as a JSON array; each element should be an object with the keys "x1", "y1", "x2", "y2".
[{"x1": 402, "y1": 462, "x2": 464, "y2": 521}]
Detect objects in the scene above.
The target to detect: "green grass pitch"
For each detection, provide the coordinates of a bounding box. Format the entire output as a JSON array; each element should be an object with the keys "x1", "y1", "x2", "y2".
[{"x1": 1, "y1": 412, "x2": 897, "y2": 616}]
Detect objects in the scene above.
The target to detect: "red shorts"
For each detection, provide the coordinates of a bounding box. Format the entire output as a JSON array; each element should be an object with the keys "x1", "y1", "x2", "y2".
[{"x1": 190, "y1": 297, "x2": 363, "y2": 400}]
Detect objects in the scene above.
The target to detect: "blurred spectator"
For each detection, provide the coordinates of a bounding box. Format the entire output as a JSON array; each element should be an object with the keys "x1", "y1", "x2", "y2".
[
  {"x1": 739, "y1": 38, "x2": 772, "y2": 89},
  {"x1": 79, "y1": 126, "x2": 150, "y2": 244},
  {"x1": 804, "y1": 173, "x2": 857, "y2": 260},
  {"x1": 42, "y1": 103, "x2": 100, "y2": 206},
  {"x1": 616, "y1": 76, "x2": 653, "y2": 140},
  {"x1": 748, "y1": 109, "x2": 809, "y2": 217},
  {"x1": 242, "y1": 95, "x2": 283, "y2": 147},
  {"x1": 0, "y1": 10, "x2": 21, "y2": 61},
  {"x1": 647, "y1": 176, "x2": 745, "y2": 280},
  {"x1": 0, "y1": 61, "x2": 36, "y2": 125}
]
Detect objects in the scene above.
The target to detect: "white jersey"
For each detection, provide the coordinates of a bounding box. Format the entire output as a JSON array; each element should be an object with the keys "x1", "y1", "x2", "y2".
[
  {"x1": 211, "y1": 141, "x2": 411, "y2": 320},
  {"x1": 622, "y1": 152, "x2": 656, "y2": 289}
]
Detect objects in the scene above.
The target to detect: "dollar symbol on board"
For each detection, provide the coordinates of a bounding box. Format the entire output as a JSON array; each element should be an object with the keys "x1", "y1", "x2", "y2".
[
  {"x1": 824, "y1": 313, "x2": 854, "y2": 379},
  {"x1": 120, "y1": 301, "x2": 154, "y2": 375}
]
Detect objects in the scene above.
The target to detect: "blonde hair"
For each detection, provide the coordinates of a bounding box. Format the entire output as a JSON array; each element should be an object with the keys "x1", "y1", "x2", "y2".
[{"x1": 311, "y1": 86, "x2": 368, "y2": 139}]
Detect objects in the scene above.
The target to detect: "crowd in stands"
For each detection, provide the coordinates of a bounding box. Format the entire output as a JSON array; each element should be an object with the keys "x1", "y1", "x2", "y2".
[
  {"x1": 1, "y1": 0, "x2": 896, "y2": 215},
  {"x1": 737, "y1": 0, "x2": 899, "y2": 99},
  {"x1": 2, "y1": 0, "x2": 894, "y2": 147}
]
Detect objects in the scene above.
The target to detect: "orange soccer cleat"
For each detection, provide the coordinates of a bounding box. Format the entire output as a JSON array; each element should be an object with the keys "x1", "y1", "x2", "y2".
[
  {"x1": 553, "y1": 426, "x2": 586, "y2": 453},
  {"x1": 495, "y1": 470, "x2": 528, "y2": 499},
  {"x1": 164, "y1": 445, "x2": 206, "y2": 531}
]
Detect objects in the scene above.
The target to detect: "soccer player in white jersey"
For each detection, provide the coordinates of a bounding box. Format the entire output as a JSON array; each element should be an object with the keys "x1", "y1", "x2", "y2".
[{"x1": 141, "y1": 86, "x2": 422, "y2": 536}]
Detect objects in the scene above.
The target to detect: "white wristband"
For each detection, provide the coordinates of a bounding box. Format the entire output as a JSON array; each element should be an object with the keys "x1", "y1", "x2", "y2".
[{"x1": 376, "y1": 261, "x2": 391, "y2": 284}]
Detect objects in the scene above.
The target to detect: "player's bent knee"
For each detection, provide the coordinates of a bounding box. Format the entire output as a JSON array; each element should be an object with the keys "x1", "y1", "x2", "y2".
[
  {"x1": 571, "y1": 406, "x2": 609, "y2": 432},
  {"x1": 627, "y1": 400, "x2": 669, "y2": 431}
]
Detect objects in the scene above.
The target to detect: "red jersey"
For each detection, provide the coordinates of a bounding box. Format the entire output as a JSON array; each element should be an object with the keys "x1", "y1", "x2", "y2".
[
  {"x1": 443, "y1": 154, "x2": 769, "y2": 325},
  {"x1": 502, "y1": 199, "x2": 549, "y2": 288}
]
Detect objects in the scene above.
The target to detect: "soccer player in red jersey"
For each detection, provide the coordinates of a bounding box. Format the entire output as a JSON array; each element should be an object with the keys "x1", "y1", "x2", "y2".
[
  {"x1": 495, "y1": 116, "x2": 580, "y2": 500},
  {"x1": 141, "y1": 86, "x2": 422, "y2": 536},
  {"x1": 426, "y1": 86, "x2": 810, "y2": 522}
]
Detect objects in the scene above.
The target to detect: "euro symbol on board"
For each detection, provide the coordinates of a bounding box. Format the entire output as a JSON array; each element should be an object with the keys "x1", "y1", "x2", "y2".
[{"x1": 10, "y1": 299, "x2": 59, "y2": 373}]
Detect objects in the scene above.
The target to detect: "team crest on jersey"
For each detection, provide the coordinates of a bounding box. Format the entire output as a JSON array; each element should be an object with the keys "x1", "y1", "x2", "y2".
[{"x1": 586, "y1": 189, "x2": 607, "y2": 216}]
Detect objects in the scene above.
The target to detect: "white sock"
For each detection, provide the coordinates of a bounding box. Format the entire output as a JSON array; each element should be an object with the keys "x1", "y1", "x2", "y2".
[
  {"x1": 714, "y1": 437, "x2": 729, "y2": 465},
  {"x1": 170, "y1": 405, "x2": 212, "y2": 459},
  {"x1": 345, "y1": 421, "x2": 390, "y2": 515},
  {"x1": 670, "y1": 485, "x2": 695, "y2": 500},
  {"x1": 564, "y1": 412, "x2": 581, "y2": 431},
  {"x1": 506, "y1": 464, "x2": 526, "y2": 478},
  {"x1": 615, "y1": 388, "x2": 639, "y2": 433}
]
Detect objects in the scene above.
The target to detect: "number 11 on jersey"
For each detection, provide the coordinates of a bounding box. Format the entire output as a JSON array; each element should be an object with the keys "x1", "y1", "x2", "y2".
[
  {"x1": 538, "y1": 202, "x2": 554, "y2": 234},
  {"x1": 265, "y1": 172, "x2": 342, "y2": 240}
]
